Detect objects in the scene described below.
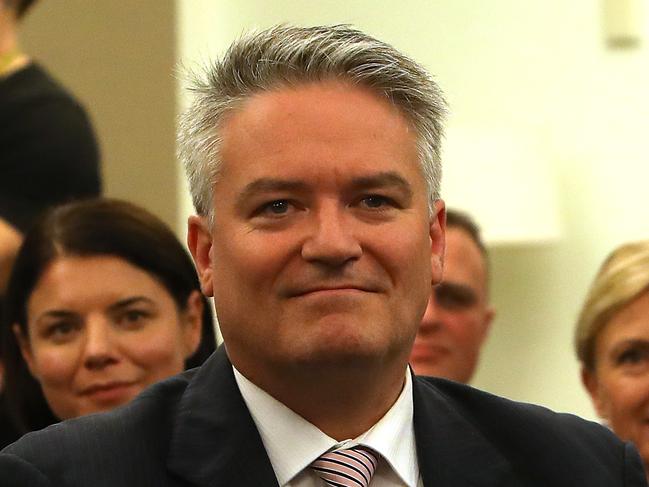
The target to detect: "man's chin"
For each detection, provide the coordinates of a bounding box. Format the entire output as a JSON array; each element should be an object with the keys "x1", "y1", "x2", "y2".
[{"x1": 285, "y1": 343, "x2": 392, "y2": 370}]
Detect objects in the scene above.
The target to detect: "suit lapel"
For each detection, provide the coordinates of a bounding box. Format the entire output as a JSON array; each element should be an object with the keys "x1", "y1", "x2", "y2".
[
  {"x1": 167, "y1": 350, "x2": 518, "y2": 486},
  {"x1": 167, "y1": 348, "x2": 279, "y2": 487},
  {"x1": 413, "y1": 375, "x2": 517, "y2": 487}
]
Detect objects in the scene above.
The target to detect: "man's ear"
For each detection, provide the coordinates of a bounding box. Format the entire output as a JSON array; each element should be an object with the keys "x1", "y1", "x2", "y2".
[
  {"x1": 430, "y1": 200, "x2": 446, "y2": 286},
  {"x1": 581, "y1": 366, "x2": 608, "y2": 419},
  {"x1": 181, "y1": 290, "x2": 204, "y2": 358},
  {"x1": 13, "y1": 324, "x2": 37, "y2": 378},
  {"x1": 187, "y1": 215, "x2": 214, "y2": 297}
]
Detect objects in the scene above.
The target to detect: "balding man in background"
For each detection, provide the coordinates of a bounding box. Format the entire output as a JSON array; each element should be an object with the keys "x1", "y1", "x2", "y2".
[{"x1": 410, "y1": 209, "x2": 494, "y2": 383}]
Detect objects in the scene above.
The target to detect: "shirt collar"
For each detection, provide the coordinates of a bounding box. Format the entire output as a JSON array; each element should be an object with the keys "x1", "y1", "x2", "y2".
[{"x1": 234, "y1": 366, "x2": 419, "y2": 486}]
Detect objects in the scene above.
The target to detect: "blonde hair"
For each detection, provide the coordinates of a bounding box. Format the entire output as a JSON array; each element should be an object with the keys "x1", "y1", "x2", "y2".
[{"x1": 575, "y1": 240, "x2": 649, "y2": 371}]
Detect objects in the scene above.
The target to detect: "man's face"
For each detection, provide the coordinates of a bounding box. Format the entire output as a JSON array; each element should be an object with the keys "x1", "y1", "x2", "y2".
[
  {"x1": 189, "y1": 81, "x2": 445, "y2": 382},
  {"x1": 410, "y1": 227, "x2": 494, "y2": 383}
]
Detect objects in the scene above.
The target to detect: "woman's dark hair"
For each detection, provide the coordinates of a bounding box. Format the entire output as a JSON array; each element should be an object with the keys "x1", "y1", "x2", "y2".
[{"x1": 1, "y1": 198, "x2": 216, "y2": 433}]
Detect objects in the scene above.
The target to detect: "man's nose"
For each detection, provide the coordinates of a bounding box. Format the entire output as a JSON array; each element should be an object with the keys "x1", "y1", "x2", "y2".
[
  {"x1": 82, "y1": 317, "x2": 119, "y2": 370},
  {"x1": 301, "y1": 202, "x2": 362, "y2": 267}
]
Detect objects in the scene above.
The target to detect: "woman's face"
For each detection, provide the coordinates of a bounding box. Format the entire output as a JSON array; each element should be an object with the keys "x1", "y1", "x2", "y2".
[
  {"x1": 16, "y1": 255, "x2": 202, "y2": 420},
  {"x1": 583, "y1": 290, "x2": 649, "y2": 468}
]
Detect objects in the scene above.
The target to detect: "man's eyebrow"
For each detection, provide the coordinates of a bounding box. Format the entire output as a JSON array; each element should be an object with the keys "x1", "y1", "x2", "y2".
[
  {"x1": 235, "y1": 172, "x2": 413, "y2": 207},
  {"x1": 236, "y1": 178, "x2": 310, "y2": 206},
  {"x1": 348, "y1": 172, "x2": 413, "y2": 197}
]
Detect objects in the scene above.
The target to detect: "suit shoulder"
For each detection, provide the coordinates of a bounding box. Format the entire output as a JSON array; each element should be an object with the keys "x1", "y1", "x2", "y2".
[
  {"x1": 415, "y1": 376, "x2": 646, "y2": 485},
  {"x1": 1, "y1": 370, "x2": 195, "y2": 483},
  {"x1": 417, "y1": 376, "x2": 613, "y2": 443}
]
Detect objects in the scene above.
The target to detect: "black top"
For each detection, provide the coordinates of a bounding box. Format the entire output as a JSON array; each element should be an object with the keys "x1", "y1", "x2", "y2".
[{"x1": 0, "y1": 62, "x2": 101, "y2": 233}]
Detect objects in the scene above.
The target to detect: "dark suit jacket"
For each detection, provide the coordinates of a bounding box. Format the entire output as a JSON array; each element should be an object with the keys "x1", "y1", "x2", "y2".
[{"x1": 0, "y1": 347, "x2": 646, "y2": 486}]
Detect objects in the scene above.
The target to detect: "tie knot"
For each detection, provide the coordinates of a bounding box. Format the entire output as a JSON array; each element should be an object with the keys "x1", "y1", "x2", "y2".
[{"x1": 310, "y1": 445, "x2": 379, "y2": 487}]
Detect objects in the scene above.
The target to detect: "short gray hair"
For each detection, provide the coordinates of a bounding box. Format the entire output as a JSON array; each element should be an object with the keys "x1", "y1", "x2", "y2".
[{"x1": 178, "y1": 24, "x2": 447, "y2": 220}]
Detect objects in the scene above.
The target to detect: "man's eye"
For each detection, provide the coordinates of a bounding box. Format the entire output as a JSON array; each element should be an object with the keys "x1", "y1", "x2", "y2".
[
  {"x1": 359, "y1": 195, "x2": 394, "y2": 210},
  {"x1": 259, "y1": 200, "x2": 292, "y2": 216},
  {"x1": 434, "y1": 283, "x2": 477, "y2": 310}
]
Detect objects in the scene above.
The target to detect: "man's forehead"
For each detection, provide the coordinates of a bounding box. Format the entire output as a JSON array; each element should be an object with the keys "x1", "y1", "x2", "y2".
[
  {"x1": 221, "y1": 80, "x2": 411, "y2": 135},
  {"x1": 215, "y1": 81, "x2": 424, "y2": 191}
]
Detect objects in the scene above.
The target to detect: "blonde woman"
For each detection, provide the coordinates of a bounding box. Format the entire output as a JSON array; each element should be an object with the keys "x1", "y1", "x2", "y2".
[{"x1": 577, "y1": 241, "x2": 649, "y2": 477}]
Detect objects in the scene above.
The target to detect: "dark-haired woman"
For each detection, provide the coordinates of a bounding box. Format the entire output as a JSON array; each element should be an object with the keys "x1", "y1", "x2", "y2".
[{"x1": 0, "y1": 198, "x2": 215, "y2": 447}]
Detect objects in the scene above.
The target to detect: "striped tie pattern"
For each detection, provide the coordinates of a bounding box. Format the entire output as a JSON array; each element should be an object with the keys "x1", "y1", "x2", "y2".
[{"x1": 310, "y1": 446, "x2": 378, "y2": 487}]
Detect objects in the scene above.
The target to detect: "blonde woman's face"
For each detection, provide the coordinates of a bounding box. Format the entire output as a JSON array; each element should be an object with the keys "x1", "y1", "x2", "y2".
[{"x1": 583, "y1": 290, "x2": 649, "y2": 468}]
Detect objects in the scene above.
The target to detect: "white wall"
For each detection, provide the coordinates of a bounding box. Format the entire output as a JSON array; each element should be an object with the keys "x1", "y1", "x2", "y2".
[
  {"x1": 177, "y1": 0, "x2": 649, "y2": 420},
  {"x1": 22, "y1": 1, "x2": 179, "y2": 229}
]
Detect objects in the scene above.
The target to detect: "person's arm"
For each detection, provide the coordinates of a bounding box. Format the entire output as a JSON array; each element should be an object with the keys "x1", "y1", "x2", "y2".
[{"x1": 0, "y1": 218, "x2": 22, "y2": 292}]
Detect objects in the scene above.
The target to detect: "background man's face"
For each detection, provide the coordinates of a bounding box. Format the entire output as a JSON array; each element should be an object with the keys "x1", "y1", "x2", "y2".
[
  {"x1": 190, "y1": 81, "x2": 445, "y2": 382},
  {"x1": 410, "y1": 226, "x2": 494, "y2": 383}
]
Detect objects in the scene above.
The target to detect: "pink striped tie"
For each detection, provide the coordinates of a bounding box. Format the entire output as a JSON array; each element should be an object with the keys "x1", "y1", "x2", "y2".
[{"x1": 310, "y1": 446, "x2": 378, "y2": 487}]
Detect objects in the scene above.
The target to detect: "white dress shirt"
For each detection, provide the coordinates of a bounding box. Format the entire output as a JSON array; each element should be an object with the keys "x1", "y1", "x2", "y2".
[{"x1": 233, "y1": 366, "x2": 423, "y2": 487}]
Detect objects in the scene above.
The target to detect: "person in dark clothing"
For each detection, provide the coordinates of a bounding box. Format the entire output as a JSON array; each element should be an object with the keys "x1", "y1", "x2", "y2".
[
  {"x1": 0, "y1": 0, "x2": 101, "y2": 286},
  {"x1": 0, "y1": 0, "x2": 101, "y2": 446}
]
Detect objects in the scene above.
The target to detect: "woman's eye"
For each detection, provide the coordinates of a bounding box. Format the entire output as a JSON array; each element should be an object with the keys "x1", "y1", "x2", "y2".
[
  {"x1": 126, "y1": 310, "x2": 144, "y2": 321},
  {"x1": 45, "y1": 322, "x2": 78, "y2": 342},
  {"x1": 119, "y1": 310, "x2": 149, "y2": 327}
]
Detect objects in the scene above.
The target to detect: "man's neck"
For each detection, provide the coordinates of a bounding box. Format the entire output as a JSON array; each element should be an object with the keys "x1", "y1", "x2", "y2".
[{"x1": 232, "y1": 353, "x2": 410, "y2": 440}]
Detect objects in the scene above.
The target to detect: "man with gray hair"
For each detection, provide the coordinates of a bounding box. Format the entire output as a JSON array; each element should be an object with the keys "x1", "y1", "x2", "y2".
[{"x1": 1, "y1": 24, "x2": 646, "y2": 487}]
